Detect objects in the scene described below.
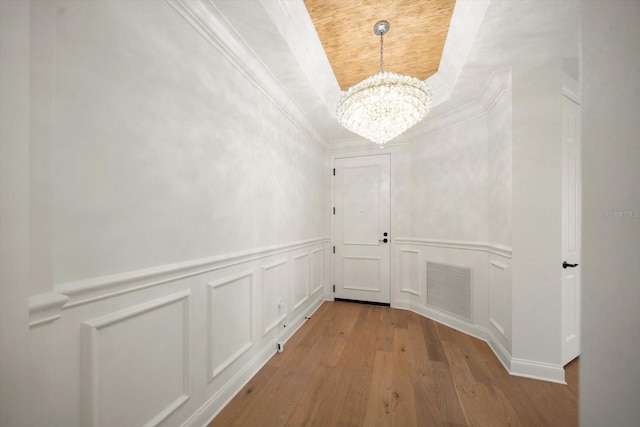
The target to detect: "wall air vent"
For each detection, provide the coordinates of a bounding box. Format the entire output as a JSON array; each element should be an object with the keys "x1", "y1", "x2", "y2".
[{"x1": 426, "y1": 261, "x2": 472, "y2": 320}]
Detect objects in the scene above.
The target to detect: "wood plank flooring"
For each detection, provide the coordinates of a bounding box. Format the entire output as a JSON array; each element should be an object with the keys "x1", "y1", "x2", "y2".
[{"x1": 209, "y1": 301, "x2": 578, "y2": 427}]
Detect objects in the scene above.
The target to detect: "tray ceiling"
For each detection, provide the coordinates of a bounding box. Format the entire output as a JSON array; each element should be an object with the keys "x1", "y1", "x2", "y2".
[{"x1": 304, "y1": 0, "x2": 456, "y2": 91}]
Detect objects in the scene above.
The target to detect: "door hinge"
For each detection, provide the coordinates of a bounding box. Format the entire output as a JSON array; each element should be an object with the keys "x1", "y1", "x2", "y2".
[
  {"x1": 333, "y1": 168, "x2": 335, "y2": 176},
  {"x1": 333, "y1": 284, "x2": 335, "y2": 293},
  {"x1": 333, "y1": 246, "x2": 335, "y2": 254},
  {"x1": 333, "y1": 207, "x2": 335, "y2": 215}
]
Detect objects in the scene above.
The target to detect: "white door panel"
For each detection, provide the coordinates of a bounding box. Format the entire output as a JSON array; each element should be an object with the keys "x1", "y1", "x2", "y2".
[
  {"x1": 561, "y1": 95, "x2": 581, "y2": 365},
  {"x1": 334, "y1": 155, "x2": 390, "y2": 304}
]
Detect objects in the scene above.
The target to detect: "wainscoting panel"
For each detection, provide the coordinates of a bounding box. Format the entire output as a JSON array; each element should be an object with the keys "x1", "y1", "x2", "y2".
[
  {"x1": 489, "y1": 260, "x2": 508, "y2": 337},
  {"x1": 311, "y1": 248, "x2": 323, "y2": 295},
  {"x1": 207, "y1": 272, "x2": 253, "y2": 381},
  {"x1": 262, "y1": 259, "x2": 289, "y2": 336},
  {"x1": 293, "y1": 253, "x2": 309, "y2": 310},
  {"x1": 392, "y1": 238, "x2": 555, "y2": 383},
  {"x1": 399, "y1": 249, "x2": 420, "y2": 296},
  {"x1": 487, "y1": 255, "x2": 512, "y2": 357},
  {"x1": 27, "y1": 238, "x2": 328, "y2": 427},
  {"x1": 81, "y1": 290, "x2": 190, "y2": 427}
]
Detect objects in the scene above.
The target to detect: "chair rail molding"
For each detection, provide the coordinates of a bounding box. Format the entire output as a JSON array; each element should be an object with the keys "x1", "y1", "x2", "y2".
[
  {"x1": 54, "y1": 237, "x2": 329, "y2": 310},
  {"x1": 395, "y1": 237, "x2": 512, "y2": 258},
  {"x1": 28, "y1": 292, "x2": 69, "y2": 328}
]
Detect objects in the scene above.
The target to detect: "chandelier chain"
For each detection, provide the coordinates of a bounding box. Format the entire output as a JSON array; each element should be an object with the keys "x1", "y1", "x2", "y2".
[{"x1": 379, "y1": 33, "x2": 384, "y2": 73}]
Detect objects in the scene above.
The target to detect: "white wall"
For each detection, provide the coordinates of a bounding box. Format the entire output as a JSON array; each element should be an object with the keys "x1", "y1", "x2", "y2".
[
  {"x1": 487, "y1": 72, "x2": 513, "y2": 355},
  {"x1": 510, "y1": 58, "x2": 564, "y2": 377},
  {"x1": 581, "y1": 2, "x2": 640, "y2": 425},
  {"x1": 0, "y1": 1, "x2": 31, "y2": 425},
  {"x1": 49, "y1": 0, "x2": 323, "y2": 284},
  {"x1": 488, "y1": 72, "x2": 513, "y2": 249},
  {"x1": 7, "y1": 1, "x2": 329, "y2": 425},
  {"x1": 410, "y1": 116, "x2": 489, "y2": 242}
]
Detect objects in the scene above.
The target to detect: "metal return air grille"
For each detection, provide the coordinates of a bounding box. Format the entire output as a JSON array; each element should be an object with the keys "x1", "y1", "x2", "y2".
[{"x1": 426, "y1": 262, "x2": 471, "y2": 320}]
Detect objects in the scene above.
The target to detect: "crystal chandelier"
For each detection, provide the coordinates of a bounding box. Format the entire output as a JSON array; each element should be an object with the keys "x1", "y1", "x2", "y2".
[{"x1": 336, "y1": 21, "x2": 433, "y2": 146}]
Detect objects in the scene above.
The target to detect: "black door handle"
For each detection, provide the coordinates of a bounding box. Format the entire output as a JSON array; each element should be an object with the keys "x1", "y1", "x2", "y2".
[{"x1": 563, "y1": 261, "x2": 579, "y2": 269}]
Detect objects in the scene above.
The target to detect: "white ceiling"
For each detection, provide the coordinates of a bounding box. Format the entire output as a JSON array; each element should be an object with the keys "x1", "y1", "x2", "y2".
[{"x1": 212, "y1": 0, "x2": 580, "y2": 147}]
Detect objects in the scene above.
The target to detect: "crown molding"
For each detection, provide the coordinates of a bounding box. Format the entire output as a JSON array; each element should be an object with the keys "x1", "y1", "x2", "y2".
[
  {"x1": 165, "y1": 0, "x2": 326, "y2": 148},
  {"x1": 409, "y1": 68, "x2": 511, "y2": 141}
]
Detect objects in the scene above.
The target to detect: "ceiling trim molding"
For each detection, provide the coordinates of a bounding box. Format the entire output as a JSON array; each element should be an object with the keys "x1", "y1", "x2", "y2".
[
  {"x1": 409, "y1": 69, "x2": 510, "y2": 141},
  {"x1": 165, "y1": 0, "x2": 327, "y2": 148}
]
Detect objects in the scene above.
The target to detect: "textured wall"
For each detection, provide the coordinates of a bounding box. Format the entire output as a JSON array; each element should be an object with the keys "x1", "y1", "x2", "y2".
[
  {"x1": 581, "y1": 1, "x2": 640, "y2": 425},
  {"x1": 410, "y1": 116, "x2": 489, "y2": 242},
  {"x1": 511, "y1": 59, "x2": 563, "y2": 365},
  {"x1": 49, "y1": 0, "x2": 324, "y2": 284},
  {"x1": 22, "y1": 2, "x2": 328, "y2": 425},
  {"x1": 488, "y1": 76, "x2": 513, "y2": 248}
]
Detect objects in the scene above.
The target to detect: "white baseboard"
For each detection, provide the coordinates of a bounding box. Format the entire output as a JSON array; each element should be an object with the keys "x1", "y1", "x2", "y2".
[
  {"x1": 185, "y1": 293, "x2": 325, "y2": 427},
  {"x1": 510, "y1": 358, "x2": 566, "y2": 384},
  {"x1": 394, "y1": 299, "x2": 566, "y2": 384},
  {"x1": 485, "y1": 332, "x2": 512, "y2": 373}
]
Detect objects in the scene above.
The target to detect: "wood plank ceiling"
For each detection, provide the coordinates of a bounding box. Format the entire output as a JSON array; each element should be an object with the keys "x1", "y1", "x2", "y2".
[{"x1": 304, "y1": 0, "x2": 456, "y2": 91}]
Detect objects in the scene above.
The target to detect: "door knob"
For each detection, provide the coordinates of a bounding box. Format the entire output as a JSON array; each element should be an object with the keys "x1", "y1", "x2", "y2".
[
  {"x1": 563, "y1": 261, "x2": 579, "y2": 269},
  {"x1": 378, "y1": 238, "x2": 388, "y2": 243}
]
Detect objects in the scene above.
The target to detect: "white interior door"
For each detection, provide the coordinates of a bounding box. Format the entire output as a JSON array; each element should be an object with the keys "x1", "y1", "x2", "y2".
[
  {"x1": 561, "y1": 95, "x2": 582, "y2": 365},
  {"x1": 334, "y1": 154, "x2": 390, "y2": 304}
]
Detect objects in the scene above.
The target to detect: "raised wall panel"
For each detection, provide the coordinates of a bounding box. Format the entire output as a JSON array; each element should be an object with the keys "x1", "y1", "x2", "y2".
[
  {"x1": 399, "y1": 249, "x2": 420, "y2": 296},
  {"x1": 262, "y1": 259, "x2": 288, "y2": 335},
  {"x1": 489, "y1": 260, "x2": 507, "y2": 337},
  {"x1": 342, "y1": 256, "x2": 380, "y2": 292},
  {"x1": 81, "y1": 290, "x2": 190, "y2": 427},
  {"x1": 310, "y1": 249, "x2": 323, "y2": 294},
  {"x1": 426, "y1": 261, "x2": 471, "y2": 320},
  {"x1": 293, "y1": 253, "x2": 309, "y2": 310},
  {"x1": 207, "y1": 272, "x2": 253, "y2": 380}
]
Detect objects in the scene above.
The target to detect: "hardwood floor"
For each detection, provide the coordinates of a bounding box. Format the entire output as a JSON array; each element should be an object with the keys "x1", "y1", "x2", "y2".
[{"x1": 209, "y1": 301, "x2": 578, "y2": 427}]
